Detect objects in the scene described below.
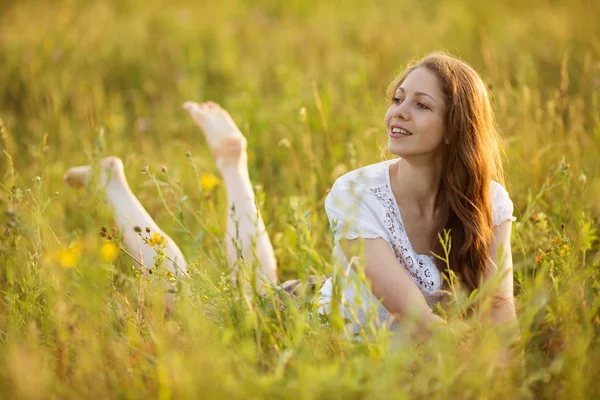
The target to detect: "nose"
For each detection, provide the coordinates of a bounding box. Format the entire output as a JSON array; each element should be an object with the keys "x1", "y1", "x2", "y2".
[{"x1": 393, "y1": 101, "x2": 410, "y2": 121}]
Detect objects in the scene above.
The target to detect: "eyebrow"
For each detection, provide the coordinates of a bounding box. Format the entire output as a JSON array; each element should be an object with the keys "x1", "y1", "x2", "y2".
[{"x1": 397, "y1": 87, "x2": 438, "y2": 104}]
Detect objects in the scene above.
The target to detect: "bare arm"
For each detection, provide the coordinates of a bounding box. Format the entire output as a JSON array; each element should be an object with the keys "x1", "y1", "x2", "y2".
[
  {"x1": 482, "y1": 220, "x2": 517, "y2": 326},
  {"x1": 341, "y1": 237, "x2": 446, "y2": 338}
]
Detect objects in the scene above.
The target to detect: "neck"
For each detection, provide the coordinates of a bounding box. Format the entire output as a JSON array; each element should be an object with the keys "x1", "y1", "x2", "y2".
[{"x1": 391, "y1": 155, "x2": 444, "y2": 217}]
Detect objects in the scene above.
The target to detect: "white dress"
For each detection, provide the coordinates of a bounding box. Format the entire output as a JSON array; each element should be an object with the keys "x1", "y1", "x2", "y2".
[{"x1": 317, "y1": 159, "x2": 516, "y2": 332}]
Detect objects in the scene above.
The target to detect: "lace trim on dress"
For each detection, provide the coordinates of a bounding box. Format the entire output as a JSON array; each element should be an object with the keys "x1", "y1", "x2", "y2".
[
  {"x1": 337, "y1": 233, "x2": 385, "y2": 241},
  {"x1": 492, "y1": 205, "x2": 517, "y2": 226},
  {"x1": 367, "y1": 185, "x2": 442, "y2": 296}
]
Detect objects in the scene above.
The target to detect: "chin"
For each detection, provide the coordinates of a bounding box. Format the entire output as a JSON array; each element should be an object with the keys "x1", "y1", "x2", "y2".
[
  {"x1": 387, "y1": 141, "x2": 411, "y2": 157},
  {"x1": 388, "y1": 138, "x2": 447, "y2": 159}
]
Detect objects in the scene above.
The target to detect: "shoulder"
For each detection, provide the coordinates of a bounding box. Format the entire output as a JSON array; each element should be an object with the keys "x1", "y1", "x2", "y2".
[
  {"x1": 325, "y1": 162, "x2": 392, "y2": 241},
  {"x1": 329, "y1": 160, "x2": 391, "y2": 194},
  {"x1": 489, "y1": 180, "x2": 516, "y2": 226},
  {"x1": 489, "y1": 180, "x2": 511, "y2": 205},
  {"x1": 326, "y1": 161, "x2": 391, "y2": 213}
]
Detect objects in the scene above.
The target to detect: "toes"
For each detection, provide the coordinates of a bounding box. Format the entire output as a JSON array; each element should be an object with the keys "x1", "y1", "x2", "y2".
[
  {"x1": 183, "y1": 101, "x2": 201, "y2": 112},
  {"x1": 183, "y1": 101, "x2": 222, "y2": 113},
  {"x1": 205, "y1": 101, "x2": 221, "y2": 109}
]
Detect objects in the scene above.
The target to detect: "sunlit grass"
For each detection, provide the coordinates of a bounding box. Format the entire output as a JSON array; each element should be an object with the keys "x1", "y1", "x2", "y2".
[{"x1": 1, "y1": 0, "x2": 600, "y2": 398}]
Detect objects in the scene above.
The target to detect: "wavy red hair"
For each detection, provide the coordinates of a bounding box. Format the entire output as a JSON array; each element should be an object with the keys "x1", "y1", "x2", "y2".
[{"x1": 387, "y1": 52, "x2": 505, "y2": 293}]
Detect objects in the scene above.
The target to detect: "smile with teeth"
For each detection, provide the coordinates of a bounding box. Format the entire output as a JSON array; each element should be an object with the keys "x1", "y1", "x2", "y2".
[{"x1": 391, "y1": 127, "x2": 413, "y2": 136}]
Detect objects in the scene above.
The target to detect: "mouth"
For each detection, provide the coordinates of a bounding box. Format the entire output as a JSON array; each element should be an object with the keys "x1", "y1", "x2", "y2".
[{"x1": 389, "y1": 125, "x2": 413, "y2": 138}]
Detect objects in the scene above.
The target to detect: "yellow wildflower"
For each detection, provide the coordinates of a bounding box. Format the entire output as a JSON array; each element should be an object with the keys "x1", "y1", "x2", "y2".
[
  {"x1": 558, "y1": 244, "x2": 570, "y2": 257},
  {"x1": 56, "y1": 240, "x2": 83, "y2": 268},
  {"x1": 100, "y1": 241, "x2": 119, "y2": 262},
  {"x1": 148, "y1": 232, "x2": 166, "y2": 247},
  {"x1": 200, "y1": 173, "x2": 221, "y2": 191}
]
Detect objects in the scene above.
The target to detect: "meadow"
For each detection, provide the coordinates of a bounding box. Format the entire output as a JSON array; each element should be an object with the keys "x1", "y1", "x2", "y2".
[{"x1": 1, "y1": 0, "x2": 600, "y2": 398}]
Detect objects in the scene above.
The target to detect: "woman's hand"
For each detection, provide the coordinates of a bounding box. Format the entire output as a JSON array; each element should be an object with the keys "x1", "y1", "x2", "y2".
[
  {"x1": 342, "y1": 237, "x2": 446, "y2": 336},
  {"x1": 483, "y1": 220, "x2": 517, "y2": 326}
]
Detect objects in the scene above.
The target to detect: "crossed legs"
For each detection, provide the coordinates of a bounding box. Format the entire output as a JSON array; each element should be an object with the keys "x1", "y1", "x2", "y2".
[{"x1": 64, "y1": 101, "x2": 278, "y2": 296}]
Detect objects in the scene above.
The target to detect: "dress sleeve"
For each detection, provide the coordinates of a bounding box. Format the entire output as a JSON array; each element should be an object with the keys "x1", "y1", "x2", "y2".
[
  {"x1": 491, "y1": 181, "x2": 517, "y2": 227},
  {"x1": 325, "y1": 179, "x2": 387, "y2": 244}
]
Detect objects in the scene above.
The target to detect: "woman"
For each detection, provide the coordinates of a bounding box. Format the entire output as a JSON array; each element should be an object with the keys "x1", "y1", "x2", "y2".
[
  {"x1": 64, "y1": 52, "x2": 516, "y2": 337},
  {"x1": 319, "y1": 52, "x2": 516, "y2": 337}
]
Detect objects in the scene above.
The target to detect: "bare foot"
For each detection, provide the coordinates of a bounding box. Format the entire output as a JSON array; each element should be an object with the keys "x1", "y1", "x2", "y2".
[
  {"x1": 64, "y1": 165, "x2": 92, "y2": 189},
  {"x1": 183, "y1": 101, "x2": 247, "y2": 168},
  {"x1": 64, "y1": 157, "x2": 125, "y2": 188}
]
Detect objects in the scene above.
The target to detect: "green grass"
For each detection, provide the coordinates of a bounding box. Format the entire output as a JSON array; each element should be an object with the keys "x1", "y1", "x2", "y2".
[{"x1": 1, "y1": 0, "x2": 600, "y2": 398}]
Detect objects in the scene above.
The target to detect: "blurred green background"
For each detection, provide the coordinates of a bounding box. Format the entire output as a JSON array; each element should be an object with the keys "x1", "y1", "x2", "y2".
[
  {"x1": 2, "y1": 0, "x2": 599, "y2": 272},
  {"x1": 1, "y1": 0, "x2": 600, "y2": 398}
]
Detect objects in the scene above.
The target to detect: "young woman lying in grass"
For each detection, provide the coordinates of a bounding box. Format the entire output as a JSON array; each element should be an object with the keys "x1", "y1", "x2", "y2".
[
  {"x1": 319, "y1": 52, "x2": 516, "y2": 339},
  {"x1": 64, "y1": 52, "x2": 517, "y2": 342}
]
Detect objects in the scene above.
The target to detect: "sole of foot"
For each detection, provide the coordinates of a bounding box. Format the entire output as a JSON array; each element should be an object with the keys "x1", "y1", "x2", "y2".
[
  {"x1": 183, "y1": 101, "x2": 247, "y2": 165},
  {"x1": 64, "y1": 157, "x2": 125, "y2": 188}
]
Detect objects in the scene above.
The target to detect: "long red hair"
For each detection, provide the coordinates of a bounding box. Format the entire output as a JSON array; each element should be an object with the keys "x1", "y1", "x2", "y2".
[{"x1": 387, "y1": 52, "x2": 504, "y2": 293}]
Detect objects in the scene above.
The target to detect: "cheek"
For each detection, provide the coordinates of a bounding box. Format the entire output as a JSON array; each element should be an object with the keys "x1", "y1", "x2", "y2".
[
  {"x1": 415, "y1": 115, "x2": 445, "y2": 145},
  {"x1": 426, "y1": 114, "x2": 444, "y2": 136}
]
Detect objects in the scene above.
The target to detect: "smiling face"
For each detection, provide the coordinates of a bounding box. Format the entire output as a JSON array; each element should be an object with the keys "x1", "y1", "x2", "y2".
[{"x1": 384, "y1": 67, "x2": 447, "y2": 159}]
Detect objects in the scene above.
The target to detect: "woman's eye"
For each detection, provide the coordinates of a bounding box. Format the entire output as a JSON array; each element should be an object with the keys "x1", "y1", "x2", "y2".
[
  {"x1": 393, "y1": 97, "x2": 402, "y2": 104},
  {"x1": 417, "y1": 102, "x2": 430, "y2": 110}
]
